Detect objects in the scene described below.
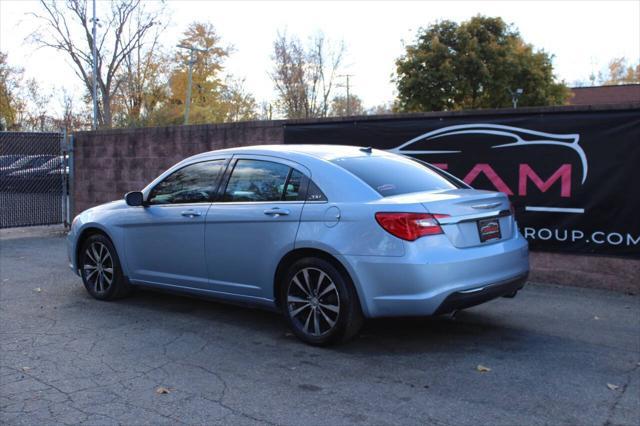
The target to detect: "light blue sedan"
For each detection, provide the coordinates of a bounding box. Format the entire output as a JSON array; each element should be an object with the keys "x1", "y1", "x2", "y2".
[{"x1": 67, "y1": 145, "x2": 529, "y2": 345}]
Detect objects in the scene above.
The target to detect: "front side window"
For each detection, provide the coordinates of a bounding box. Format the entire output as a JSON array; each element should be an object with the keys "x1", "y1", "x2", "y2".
[
  {"x1": 148, "y1": 160, "x2": 225, "y2": 204},
  {"x1": 223, "y1": 159, "x2": 292, "y2": 202}
]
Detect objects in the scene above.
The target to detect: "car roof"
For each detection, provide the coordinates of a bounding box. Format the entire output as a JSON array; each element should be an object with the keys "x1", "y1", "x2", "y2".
[
  {"x1": 151, "y1": 144, "x2": 392, "y2": 202},
  {"x1": 186, "y1": 144, "x2": 392, "y2": 163}
]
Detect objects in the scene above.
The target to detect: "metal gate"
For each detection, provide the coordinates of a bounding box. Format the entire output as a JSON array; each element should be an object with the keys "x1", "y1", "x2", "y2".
[{"x1": 0, "y1": 131, "x2": 72, "y2": 229}]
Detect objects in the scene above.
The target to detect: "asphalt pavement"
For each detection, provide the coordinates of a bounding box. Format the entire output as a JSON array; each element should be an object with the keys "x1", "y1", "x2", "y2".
[{"x1": 1, "y1": 228, "x2": 638, "y2": 425}]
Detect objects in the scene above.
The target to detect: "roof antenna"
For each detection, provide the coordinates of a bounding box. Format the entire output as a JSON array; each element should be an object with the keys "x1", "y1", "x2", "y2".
[{"x1": 359, "y1": 146, "x2": 372, "y2": 153}]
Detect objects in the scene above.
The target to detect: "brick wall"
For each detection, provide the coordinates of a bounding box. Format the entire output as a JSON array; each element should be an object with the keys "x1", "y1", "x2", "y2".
[
  {"x1": 73, "y1": 121, "x2": 284, "y2": 214},
  {"x1": 70, "y1": 109, "x2": 638, "y2": 293}
]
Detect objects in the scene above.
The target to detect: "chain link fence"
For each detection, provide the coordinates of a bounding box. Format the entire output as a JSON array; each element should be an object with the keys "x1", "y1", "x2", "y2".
[{"x1": 0, "y1": 132, "x2": 70, "y2": 228}]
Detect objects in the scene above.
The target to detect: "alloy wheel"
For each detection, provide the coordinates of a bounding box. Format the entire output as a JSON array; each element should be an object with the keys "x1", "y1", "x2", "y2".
[
  {"x1": 287, "y1": 267, "x2": 341, "y2": 337},
  {"x1": 83, "y1": 242, "x2": 114, "y2": 295}
]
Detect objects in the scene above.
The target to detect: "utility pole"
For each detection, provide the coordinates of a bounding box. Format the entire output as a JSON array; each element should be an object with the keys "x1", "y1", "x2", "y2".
[
  {"x1": 177, "y1": 44, "x2": 208, "y2": 125},
  {"x1": 337, "y1": 74, "x2": 354, "y2": 116},
  {"x1": 508, "y1": 88, "x2": 523, "y2": 108},
  {"x1": 91, "y1": 0, "x2": 98, "y2": 130}
]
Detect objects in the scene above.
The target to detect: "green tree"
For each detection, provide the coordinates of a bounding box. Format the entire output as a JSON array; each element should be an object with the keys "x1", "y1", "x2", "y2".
[{"x1": 395, "y1": 16, "x2": 570, "y2": 111}]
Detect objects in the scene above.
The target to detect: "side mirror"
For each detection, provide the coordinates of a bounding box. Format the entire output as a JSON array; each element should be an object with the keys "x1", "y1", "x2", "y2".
[{"x1": 125, "y1": 191, "x2": 144, "y2": 207}]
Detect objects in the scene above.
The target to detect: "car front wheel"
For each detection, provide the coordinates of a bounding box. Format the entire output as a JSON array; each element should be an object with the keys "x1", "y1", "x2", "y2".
[
  {"x1": 282, "y1": 257, "x2": 363, "y2": 346},
  {"x1": 79, "y1": 234, "x2": 130, "y2": 300}
]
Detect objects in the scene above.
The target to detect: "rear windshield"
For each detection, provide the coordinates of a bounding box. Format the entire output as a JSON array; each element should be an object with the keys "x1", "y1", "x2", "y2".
[{"x1": 332, "y1": 155, "x2": 460, "y2": 196}]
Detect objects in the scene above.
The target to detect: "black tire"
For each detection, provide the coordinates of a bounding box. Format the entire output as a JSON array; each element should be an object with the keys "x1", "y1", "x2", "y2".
[
  {"x1": 79, "y1": 234, "x2": 130, "y2": 301},
  {"x1": 281, "y1": 257, "x2": 364, "y2": 346}
]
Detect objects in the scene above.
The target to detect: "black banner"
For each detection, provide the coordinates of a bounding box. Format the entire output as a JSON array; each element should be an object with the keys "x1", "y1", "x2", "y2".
[{"x1": 284, "y1": 108, "x2": 640, "y2": 257}]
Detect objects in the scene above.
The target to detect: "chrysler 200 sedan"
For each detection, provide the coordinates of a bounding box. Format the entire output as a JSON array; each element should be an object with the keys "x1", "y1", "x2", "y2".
[{"x1": 67, "y1": 145, "x2": 529, "y2": 345}]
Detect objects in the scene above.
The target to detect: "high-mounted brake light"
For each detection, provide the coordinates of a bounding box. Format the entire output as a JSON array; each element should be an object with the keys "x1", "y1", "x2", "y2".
[{"x1": 375, "y1": 212, "x2": 449, "y2": 241}]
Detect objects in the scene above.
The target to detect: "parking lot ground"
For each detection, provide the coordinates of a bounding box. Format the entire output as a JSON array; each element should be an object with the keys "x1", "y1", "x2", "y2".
[{"x1": 1, "y1": 230, "x2": 639, "y2": 426}]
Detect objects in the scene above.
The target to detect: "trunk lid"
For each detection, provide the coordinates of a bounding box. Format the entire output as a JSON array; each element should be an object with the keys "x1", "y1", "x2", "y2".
[{"x1": 382, "y1": 189, "x2": 514, "y2": 248}]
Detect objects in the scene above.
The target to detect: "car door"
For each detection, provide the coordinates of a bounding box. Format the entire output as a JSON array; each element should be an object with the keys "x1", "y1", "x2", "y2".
[
  {"x1": 204, "y1": 156, "x2": 308, "y2": 302},
  {"x1": 123, "y1": 159, "x2": 228, "y2": 289}
]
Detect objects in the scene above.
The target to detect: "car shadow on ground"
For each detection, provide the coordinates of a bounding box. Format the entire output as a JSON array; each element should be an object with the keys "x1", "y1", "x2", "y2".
[{"x1": 106, "y1": 285, "x2": 515, "y2": 355}]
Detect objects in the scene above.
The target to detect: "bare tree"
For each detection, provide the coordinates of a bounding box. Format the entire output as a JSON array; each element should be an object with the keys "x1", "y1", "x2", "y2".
[
  {"x1": 55, "y1": 88, "x2": 91, "y2": 132},
  {"x1": 113, "y1": 8, "x2": 169, "y2": 127},
  {"x1": 29, "y1": 0, "x2": 165, "y2": 128},
  {"x1": 330, "y1": 94, "x2": 364, "y2": 117},
  {"x1": 22, "y1": 79, "x2": 53, "y2": 131},
  {"x1": 271, "y1": 32, "x2": 344, "y2": 119},
  {"x1": 221, "y1": 78, "x2": 258, "y2": 122}
]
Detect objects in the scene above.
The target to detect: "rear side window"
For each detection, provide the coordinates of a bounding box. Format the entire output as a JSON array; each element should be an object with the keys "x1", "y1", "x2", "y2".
[
  {"x1": 284, "y1": 170, "x2": 304, "y2": 201},
  {"x1": 332, "y1": 155, "x2": 459, "y2": 196},
  {"x1": 223, "y1": 159, "x2": 291, "y2": 202}
]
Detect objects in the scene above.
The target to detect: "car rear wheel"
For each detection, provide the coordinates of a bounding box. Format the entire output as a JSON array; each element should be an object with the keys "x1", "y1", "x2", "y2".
[
  {"x1": 80, "y1": 234, "x2": 130, "y2": 300},
  {"x1": 282, "y1": 257, "x2": 364, "y2": 346}
]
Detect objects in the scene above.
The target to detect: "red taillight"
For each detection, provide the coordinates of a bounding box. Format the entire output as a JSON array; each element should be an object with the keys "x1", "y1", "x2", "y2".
[{"x1": 375, "y1": 212, "x2": 449, "y2": 241}]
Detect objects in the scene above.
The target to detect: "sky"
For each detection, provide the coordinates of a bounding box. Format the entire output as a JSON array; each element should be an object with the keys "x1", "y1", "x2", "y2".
[{"x1": 1, "y1": 0, "x2": 639, "y2": 112}]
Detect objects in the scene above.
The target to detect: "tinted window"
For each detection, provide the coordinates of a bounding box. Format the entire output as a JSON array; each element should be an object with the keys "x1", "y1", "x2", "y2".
[
  {"x1": 148, "y1": 160, "x2": 225, "y2": 204},
  {"x1": 411, "y1": 158, "x2": 471, "y2": 189},
  {"x1": 332, "y1": 155, "x2": 458, "y2": 196},
  {"x1": 223, "y1": 160, "x2": 290, "y2": 202}
]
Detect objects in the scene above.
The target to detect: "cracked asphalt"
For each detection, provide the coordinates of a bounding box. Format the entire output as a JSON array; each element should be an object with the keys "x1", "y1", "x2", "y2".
[{"x1": 1, "y1": 227, "x2": 639, "y2": 425}]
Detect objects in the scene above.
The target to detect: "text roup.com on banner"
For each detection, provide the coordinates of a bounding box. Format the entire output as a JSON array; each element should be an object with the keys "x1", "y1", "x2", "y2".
[{"x1": 285, "y1": 108, "x2": 640, "y2": 257}]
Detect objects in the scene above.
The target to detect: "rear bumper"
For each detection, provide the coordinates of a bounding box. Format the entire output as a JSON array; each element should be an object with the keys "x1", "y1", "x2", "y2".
[
  {"x1": 433, "y1": 272, "x2": 528, "y2": 315},
  {"x1": 339, "y1": 232, "x2": 529, "y2": 318}
]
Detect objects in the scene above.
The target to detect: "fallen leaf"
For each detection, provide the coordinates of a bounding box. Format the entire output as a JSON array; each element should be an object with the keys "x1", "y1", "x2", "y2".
[
  {"x1": 21, "y1": 366, "x2": 31, "y2": 371},
  {"x1": 33, "y1": 287, "x2": 42, "y2": 293},
  {"x1": 476, "y1": 365, "x2": 491, "y2": 373},
  {"x1": 155, "y1": 386, "x2": 171, "y2": 395},
  {"x1": 607, "y1": 383, "x2": 619, "y2": 391}
]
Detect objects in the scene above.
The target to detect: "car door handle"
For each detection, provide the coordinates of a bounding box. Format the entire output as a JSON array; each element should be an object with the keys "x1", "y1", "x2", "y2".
[
  {"x1": 263, "y1": 208, "x2": 290, "y2": 217},
  {"x1": 181, "y1": 210, "x2": 202, "y2": 218}
]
